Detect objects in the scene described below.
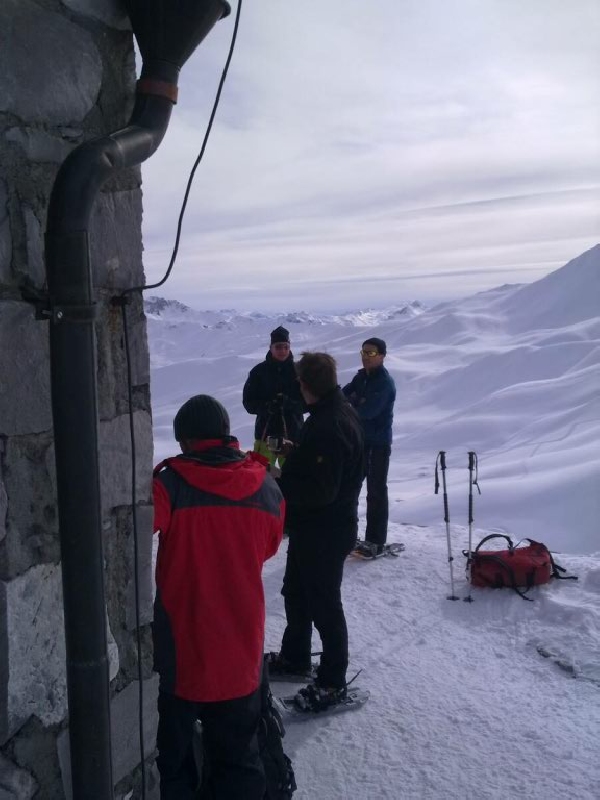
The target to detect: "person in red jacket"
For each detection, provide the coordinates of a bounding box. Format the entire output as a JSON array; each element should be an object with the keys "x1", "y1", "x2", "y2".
[{"x1": 153, "y1": 394, "x2": 285, "y2": 800}]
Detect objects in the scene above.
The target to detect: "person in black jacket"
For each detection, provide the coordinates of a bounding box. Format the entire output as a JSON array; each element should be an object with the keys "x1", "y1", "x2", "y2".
[
  {"x1": 343, "y1": 337, "x2": 396, "y2": 556},
  {"x1": 268, "y1": 352, "x2": 364, "y2": 712},
  {"x1": 242, "y1": 326, "x2": 305, "y2": 466}
]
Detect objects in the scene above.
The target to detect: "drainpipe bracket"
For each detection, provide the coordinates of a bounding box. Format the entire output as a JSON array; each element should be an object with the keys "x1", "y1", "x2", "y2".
[
  {"x1": 20, "y1": 283, "x2": 98, "y2": 323},
  {"x1": 41, "y1": 303, "x2": 99, "y2": 324}
]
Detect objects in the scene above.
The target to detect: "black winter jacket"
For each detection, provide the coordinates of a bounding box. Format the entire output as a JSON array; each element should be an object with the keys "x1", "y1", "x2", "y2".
[
  {"x1": 278, "y1": 387, "x2": 364, "y2": 536},
  {"x1": 242, "y1": 352, "x2": 305, "y2": 441},
  {"x1": 342, "y1": 365, "x2": 395, "y2": 446}
]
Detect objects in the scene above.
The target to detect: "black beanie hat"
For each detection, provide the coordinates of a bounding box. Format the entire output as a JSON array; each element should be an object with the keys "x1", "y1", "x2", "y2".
[
  {"x1": 173, "y1": 395, "x2": 230, "y2": 441},
  {"x1": 362, "y1": 337, "x2": 387, "y2": 355},
  {"x1": 270, "y1": 326, "x2": 290, "y2": 345}
]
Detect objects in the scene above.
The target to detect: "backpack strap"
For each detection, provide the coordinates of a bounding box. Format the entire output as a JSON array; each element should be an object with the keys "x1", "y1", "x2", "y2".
[
  {"x1": 549, "y1": 553, "x2": 578, "y2": 581},
  {"x1": 153, "y1": 458, "x2": 171, "y2": 477},
  {"x1": 474, "y1": 533, "x2": 514, "y2": 553},
  {"x1": 514, "y1": 539, "x2": 579, "y2": 582}
]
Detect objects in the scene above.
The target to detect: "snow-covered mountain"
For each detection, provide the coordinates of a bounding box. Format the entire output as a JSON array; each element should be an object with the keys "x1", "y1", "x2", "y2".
[
  {"x1": 147, "y1": 245, "x2": 599, "y2": 553},
  {"x1": 144, "y1": 296, "x2": 426, "y2": 327}
]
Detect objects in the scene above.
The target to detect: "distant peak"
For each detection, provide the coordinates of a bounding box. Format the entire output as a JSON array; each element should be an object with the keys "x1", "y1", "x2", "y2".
[{"x1": 144, "y1": 296, "x2": 193, "y2": 317}]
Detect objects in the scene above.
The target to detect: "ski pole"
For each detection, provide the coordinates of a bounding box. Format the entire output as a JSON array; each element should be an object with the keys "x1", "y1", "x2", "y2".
[
  {"x1": 464, "y1": 451, "x2": 481, "y2": 603},
  {"x1": 435, "y1": 451, "x2": 459, "y2": 600}
]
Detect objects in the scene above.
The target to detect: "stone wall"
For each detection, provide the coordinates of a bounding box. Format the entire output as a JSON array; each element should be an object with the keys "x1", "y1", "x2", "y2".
[{"x1": 0, "y1": 1, "x2": 157, "y2": 796}]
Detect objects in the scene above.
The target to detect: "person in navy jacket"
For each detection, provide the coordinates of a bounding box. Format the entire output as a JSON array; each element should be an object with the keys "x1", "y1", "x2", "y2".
[
  {"x1": 343, "y1": 337, "x2": 396, "y2": 556},
  {"x1": 153, "y1": 394, "x2": 284, "y2": 799}
]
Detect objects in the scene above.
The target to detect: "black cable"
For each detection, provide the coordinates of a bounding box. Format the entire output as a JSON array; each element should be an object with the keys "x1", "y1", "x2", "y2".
[
  {"x1": 114, "y1": 3, "x2": 243, "y2": 796},
  {"x1": 119, "y1": 298, "x2": 147, "y2": 798},
  {"x1": 124, "y1": 0, "x2": 243, "y2": 296}
]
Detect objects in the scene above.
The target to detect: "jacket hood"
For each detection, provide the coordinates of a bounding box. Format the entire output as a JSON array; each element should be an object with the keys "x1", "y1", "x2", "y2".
[{"x1": 155, "y1": 440, "x2": 270, "y2": 501}]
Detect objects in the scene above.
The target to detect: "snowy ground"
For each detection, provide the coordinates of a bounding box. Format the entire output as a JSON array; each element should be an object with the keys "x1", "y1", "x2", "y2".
[
  {"x1": 148, "y1": 245, "x2": 600, "y2": 799},
  {"x1": 263, "y1": 526, "x2": 599, "y2": 800}
]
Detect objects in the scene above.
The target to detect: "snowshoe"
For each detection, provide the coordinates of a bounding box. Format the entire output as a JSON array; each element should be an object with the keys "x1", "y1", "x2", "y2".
[
  {"x1": 265, "y1": 652, "x2": 317, "y2": 683},
  {"x1": 351, "y1": 540, "x2": 406, "y2": 559}
]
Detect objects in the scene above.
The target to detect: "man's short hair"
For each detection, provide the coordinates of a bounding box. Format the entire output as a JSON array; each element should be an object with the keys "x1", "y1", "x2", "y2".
[
  {"x1": 295, "y1": 352, "x2": 337, "y2": 397},
  {"x1": 362, "y1": 336, "x2": 386, "y2": 355}
]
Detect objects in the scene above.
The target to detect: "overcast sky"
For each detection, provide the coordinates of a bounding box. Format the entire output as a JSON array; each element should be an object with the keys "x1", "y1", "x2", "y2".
[{"x1": 140, "y1": 0, "x2": 600, "y2": 312}]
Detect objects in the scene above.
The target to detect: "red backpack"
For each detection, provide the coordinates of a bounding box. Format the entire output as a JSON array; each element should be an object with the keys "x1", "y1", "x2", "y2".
[{"x1": 466, "y1": 534, "x2": 577, "y2": 600}]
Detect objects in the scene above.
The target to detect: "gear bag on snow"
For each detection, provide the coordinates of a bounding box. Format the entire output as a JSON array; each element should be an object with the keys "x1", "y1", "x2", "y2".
[
  {"x1": 258, "y1": 655, "x2": 297, "y2": 798},
  {"x1": 465, "y1": 534, "x2": 577, "y2": 600},
  {"x1": 197, "y1": 656, "x2": 296, "y2": 798}
]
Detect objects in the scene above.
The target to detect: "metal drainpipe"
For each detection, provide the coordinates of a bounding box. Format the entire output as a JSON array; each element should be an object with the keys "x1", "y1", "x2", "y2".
[{"x1": 44, "y1": 2, "x2": 230, "y2": 797}]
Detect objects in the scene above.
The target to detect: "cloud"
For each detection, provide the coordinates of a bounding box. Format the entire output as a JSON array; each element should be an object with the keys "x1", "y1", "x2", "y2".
[{"x1": 140, "y1": 0, "x2": 600, "y2": 310}]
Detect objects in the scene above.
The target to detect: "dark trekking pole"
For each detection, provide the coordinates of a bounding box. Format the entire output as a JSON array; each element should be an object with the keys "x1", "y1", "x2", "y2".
[
  {"x1": 435, "y1": 451, "x2": 459, "y2": 600},
  {"x1": 464, "y1": 451, "x2": 481, "y2": 603}
]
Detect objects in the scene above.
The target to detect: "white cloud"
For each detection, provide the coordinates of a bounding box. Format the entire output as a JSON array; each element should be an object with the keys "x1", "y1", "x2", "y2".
[{"x1": 140, "y1": 0, "x2": 600, "y2": 310}]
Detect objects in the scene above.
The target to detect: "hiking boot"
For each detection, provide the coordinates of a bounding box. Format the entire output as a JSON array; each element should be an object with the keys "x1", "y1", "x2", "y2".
[
  {"x1": 293, "y1": 682, "x2": 347, "y2": 712},
  {"x1": 354, "y1": 541, "x2": 384, "y2": 558},
  {"x1": 265, "y1": 652, "x2": 312, "y2": 679}
]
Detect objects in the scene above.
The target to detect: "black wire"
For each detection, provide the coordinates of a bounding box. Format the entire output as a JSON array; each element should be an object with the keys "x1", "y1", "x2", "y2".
[
  {"x1": 115, "y1": 3, "x2": 243, "y2": 796},
  {"x1": 119, "y1": 300, "x2": 147, "y2": 798},
  {"x1": 124, "y1": 0, "x2": 243, "y2": 296}
]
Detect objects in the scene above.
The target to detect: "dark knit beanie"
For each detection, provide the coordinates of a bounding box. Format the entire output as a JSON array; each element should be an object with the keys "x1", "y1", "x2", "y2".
[
  {"x1": 362, "y1": 337, "x2": 387, "y2": 355},
  {"x1": 173, "y1": 395, "x2": 230, "y2": 441},
  {"x1": 270, "y1": 326, "x2": 290, "y2": 345}
]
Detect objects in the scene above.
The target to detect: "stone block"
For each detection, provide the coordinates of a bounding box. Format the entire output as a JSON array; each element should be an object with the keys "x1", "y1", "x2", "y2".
[
  {"x1": 125, "y1": 505, "x2": 154, "y2": 630},
  {"x1": 0, "y1": 433, "x2": 58, "y2": 579},
  {"x1": 0, "y1": 564, "x2": 66, "y2": 744},
  {"x1": 10, "y1": 717, "x2": 64, "y2": 800},
  {"x1": 105, "y1": 505, "x2": 155, "y2": 635},
  {"x1": 111, "y1": 676, "x2": 159, "y2": 785},
  {"x1": 0, "y1": 0, "x2": 102, "y2": 125},
  {"x1": 0, "y1": 302, "x2": 52, "y2": 437},
  {"x1": 0, "y1": 179, "x2": 11, "y2": 285},
  {"x1": 0, "y1": 562, "x2": 119, "y2": 746},
  {"x1": 126, "y1": 301, "x2": 152, "y2": 390},
  {"x1": 99, "y1": 412, "x2": 153, "y2": 512},
  {"x1": 62, "y1": 0, "x2": 131, "y2": 30},
  {"x1": 0, "y1": 439, "x2": 6, "y2": 545},
  {"x1": 0, "y1": 753, "x2": 38, "y2": 799},
  {"x1": 23, "y1": 206, "x2": 45, "y2": 287},
  {"x1": 89, "y1": 189, "x2": 144, "y2": 290},
  {"x1": 96, "y1": 297, "x2": 151, "y2": 421},
  {"x1": 57, "y1": 675, "x2": 159, "y2": 799},
  {"x1": 5, "y1": 127, "x2": 78, "y2": 164}
]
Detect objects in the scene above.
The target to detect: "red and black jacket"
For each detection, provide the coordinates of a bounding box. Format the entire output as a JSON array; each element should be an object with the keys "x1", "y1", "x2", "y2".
[{"x1": 153, "y1": 438, "x2": 284, "y2": 702}]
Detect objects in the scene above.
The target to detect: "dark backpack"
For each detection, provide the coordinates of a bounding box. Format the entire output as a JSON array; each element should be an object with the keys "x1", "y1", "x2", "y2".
[
  {"x1": 259, "y1": 656, "x2": 297, "y2": 799},
  {"x1": 466, "y1": 534, "x2": 577, "y2": 600},
  {"x1": 196, "y1": 657, "x2": 296, "y2": 798}
]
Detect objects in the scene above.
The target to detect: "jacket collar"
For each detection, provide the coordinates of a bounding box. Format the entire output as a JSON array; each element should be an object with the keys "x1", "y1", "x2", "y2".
[{"x1": 306, "y1": 386, "x2": 343, "y2": 414}]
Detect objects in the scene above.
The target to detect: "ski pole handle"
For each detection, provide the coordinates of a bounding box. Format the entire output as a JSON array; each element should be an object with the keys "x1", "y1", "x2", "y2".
[
  {"x1": 434, "y1": 450, "x2": 445, "y2": 493},
  {"x1": 468, "y1": 450, "x2": 482, "y2": 495}
]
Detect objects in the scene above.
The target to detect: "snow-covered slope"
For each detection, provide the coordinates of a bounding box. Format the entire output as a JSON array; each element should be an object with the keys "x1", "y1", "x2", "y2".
[
  {"x1": 148, "y1": 245, "x2": 600, "y2": 553},
  {"x1": 147, "y1": 246, "x2": 600, "y2": 800}
]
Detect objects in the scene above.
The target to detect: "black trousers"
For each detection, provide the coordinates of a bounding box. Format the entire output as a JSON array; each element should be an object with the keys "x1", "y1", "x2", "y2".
[
  {"x1": 156, "y1": 688, "x2": 265, "y2": 800},
  {"x1": 280, "y1": 527, "x2": 355, "y2": 689},
  {"x1": 365, "y1": 444, "x2": 391, "y2": 546}
]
